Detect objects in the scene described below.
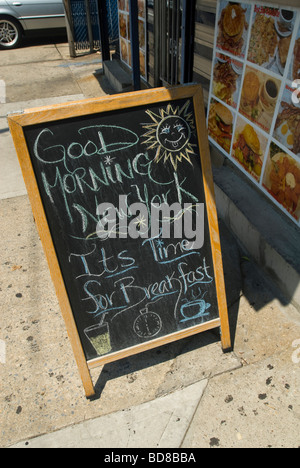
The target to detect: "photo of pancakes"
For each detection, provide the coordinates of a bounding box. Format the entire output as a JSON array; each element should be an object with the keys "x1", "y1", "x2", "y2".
[
  {"x1": 239, "y1": 66, "x2": 281, "y2": 133},
  {"x1": 216, "y1": 1, "x2": 250, "y2": 58}
]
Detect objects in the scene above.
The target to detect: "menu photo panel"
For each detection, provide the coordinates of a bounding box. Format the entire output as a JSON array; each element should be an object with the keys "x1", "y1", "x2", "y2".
[
  {"x1": 118, "y1": 0, "x2": 147, "y2": 80},
  {"x1": 208, "y1": 1, "x2": 300, "y2": 226}
]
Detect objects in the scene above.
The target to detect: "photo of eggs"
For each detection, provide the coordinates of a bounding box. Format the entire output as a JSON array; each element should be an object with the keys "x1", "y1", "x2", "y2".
[{"x1": 274, "y1": 85, "x2": 300, "y2": 158}]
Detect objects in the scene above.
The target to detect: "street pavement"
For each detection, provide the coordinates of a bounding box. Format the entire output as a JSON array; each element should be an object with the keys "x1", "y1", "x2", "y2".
[{"x1": 0, "y1": 40, "x2": 300, "y2": 449}]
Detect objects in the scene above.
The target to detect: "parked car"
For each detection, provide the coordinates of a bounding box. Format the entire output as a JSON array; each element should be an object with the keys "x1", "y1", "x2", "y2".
[{"x1": 0, "y1": 0, "x2": 66, "y2": 49}]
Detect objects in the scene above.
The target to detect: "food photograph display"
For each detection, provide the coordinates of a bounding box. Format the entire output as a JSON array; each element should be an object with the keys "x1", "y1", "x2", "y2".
[
  {"x1": 232, "y1": 116, "x2": 268, "y2": 182},
  {"x1": 118, "y1": 0, "x2": 147, "y2": 79},
  {"x1": 208, "y1": 1, "x2": 300, "y2": 225},
  {"x1": 208, "y1": 99, "x2": 234, "y2": 153}
]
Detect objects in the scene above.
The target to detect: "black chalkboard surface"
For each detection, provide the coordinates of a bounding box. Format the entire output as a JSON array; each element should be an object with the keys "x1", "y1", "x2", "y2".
[{"x1": 8, "y1": 85, "x2": 231, "y2": 397}]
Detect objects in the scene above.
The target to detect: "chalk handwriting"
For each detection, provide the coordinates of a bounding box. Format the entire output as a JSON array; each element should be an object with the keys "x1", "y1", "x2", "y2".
[{"x1": 31, "y1": 106, "x2": 216, "y2": 358}]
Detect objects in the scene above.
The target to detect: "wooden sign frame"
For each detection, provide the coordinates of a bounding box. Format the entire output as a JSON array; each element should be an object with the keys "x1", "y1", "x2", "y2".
[{"x1": 8, "y1": 85, "x2": 231, "y2": 398}]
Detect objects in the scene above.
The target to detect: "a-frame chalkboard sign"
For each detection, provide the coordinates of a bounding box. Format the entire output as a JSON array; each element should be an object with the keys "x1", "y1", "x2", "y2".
[{"x1": 8, "y1": 85, "x2": 231, "y2": 398}]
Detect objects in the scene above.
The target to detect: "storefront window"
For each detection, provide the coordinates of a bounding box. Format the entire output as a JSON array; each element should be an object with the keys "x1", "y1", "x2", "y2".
[
  {"x1": 118, "y1": 0, "x2": 147, "y2": 79},
  {"x1": 207, "y1": 1, "x2": 300, "y2": 225}
]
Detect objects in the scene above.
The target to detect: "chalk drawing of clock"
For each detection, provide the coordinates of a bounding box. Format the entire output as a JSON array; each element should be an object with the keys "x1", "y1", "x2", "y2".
[{"x1": 133, "y1": 307, "x2": 162, "y2": 338}]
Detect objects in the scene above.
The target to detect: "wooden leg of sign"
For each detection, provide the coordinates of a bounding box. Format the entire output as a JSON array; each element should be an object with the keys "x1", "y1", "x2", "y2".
[
  {"x1": 216, "y1": 270, "x2": 232, "y2": 353},
  {"x1": 193, "y1": 86, "x2": 232, "y2": 354},
  {"x1": 59, "y1": 316, "x2": 96, "y2": 398},
  {"x1": 8, "y1": 118, "x2": 97, "y2": 400},
  {"x1": 65, "y1": 321, "x2": 96, "y2": 398},
  {"x1": 80, "y1": 365, "x2": 96, "y2": 399},
  {"x1": 220, "y1": 317, "x2": 232, "y2": 353}
]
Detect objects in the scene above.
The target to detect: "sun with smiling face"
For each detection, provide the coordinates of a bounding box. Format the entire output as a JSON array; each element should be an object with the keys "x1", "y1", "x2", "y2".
[{"x1": 141, "y1": 101, "x2": 196, "y2": 171}]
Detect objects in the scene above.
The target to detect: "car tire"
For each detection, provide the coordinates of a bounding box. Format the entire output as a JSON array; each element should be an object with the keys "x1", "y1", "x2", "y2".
[{"x1": 0, "y1": 16, "x2": 23, "y2": 50}]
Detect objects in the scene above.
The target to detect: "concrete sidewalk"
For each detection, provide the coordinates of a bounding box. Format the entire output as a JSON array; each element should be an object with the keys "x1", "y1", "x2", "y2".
[
  {"x1": 0, "y1": 41, "x2": 113, "y2": 199},
  {"x1": 0, "y1": 41, "x2": 106, "y2": 103},
  {"x1": 1, "y1": 194, "x2": 299, "y2": 448},
  {"x1": 0, "y1": 41, "x2": 300, "y2": 449}
]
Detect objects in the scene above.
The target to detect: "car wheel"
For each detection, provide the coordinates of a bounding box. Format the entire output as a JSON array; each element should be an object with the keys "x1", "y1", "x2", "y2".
[{"x1": 0, "y1": 17, "x2": 22, "y2": 50}]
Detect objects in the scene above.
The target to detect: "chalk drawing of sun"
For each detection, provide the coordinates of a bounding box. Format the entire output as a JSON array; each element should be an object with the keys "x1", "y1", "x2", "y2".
[{"x1": 141, "y1": 101, "x2": 196, "y2": 171}]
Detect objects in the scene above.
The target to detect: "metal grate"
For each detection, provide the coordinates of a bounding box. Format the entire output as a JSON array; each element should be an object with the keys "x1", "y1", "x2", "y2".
[
  {"x1": 160, "y1": 0, "x2": 183, "y2": 86},
  {"x1": 106, "y1": 0, "x2": 119, "y2": 43},
  {"x1": 70, "y1": 0, "x2": 101, "y2": 51}
]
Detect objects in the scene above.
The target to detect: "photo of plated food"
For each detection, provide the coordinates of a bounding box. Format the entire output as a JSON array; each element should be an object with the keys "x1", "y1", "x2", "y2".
[
  {"x1": 240, "y1": 69, "x2": 260, "y2": 111},
  {"x1": 138, "y1": 0, "x2": 146, "y2": 19},
  {"x1": 274, "y1": 86, "x2": 300, "y2": 157},
  {"x1": 289, "y1": 27, "x2": 300, "y2": 81},
  {"x1": 293, "y1": 38, "x2": 300, "y2": 80},
  {"x1": 248, "y1": 10, "x2": 278, "y2": 67},
  {"x1": 212, "y1": 53, "x2": 243, "y2": 108},
  {"x1": 277, "y1": 36, "x2": 292, "y2": 74},
  {"x1": 208, "y1": 99, "x2": 234, "y2": 154},
  {"x1": 216, "y1": 1, "x2": 250, "y2": 58},
  {"x1": 119, "y1": 12, "x2": 128, "y2": 39},
  {"x1": 247, "y1": 6, "x2": 295, "y2": 76},
  {"x1": 118, "y1": 0, "x2": 147, "y2": 79},
  {"x1": 208, "y1": 2, "x2": 300, "y2": 224},
  {"x1": 274, "y1": 9, "x2": 295, "y2": 76},
  {"x1": 263, "y1": 143, "x2": 300, "y2": 220},
  {"x1": 120, "y1": 37, "x2": 130, "y2": 65},
  {"x1": 239, "y1": 66, "x2": 281, "y2": 132},
  {"x1": 232, "y1": 118, "x2": 267, "y2": 182}
]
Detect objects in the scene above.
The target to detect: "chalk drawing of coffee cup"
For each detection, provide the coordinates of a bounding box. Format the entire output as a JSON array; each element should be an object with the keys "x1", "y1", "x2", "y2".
[
  {"x1": 180, "y1": 299, "x2": 211, "y2": 323},
  {"x1": 84, "y1": 322, "x2": 112, "y2": 357}
]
